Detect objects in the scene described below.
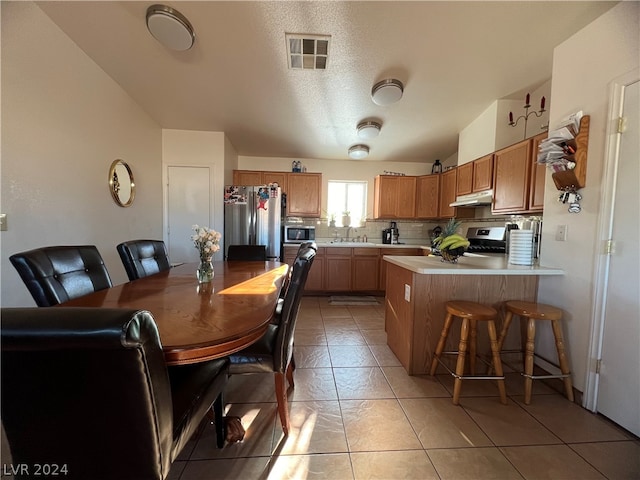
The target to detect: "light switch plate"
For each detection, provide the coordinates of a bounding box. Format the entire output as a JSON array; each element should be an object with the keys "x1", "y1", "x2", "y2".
[
  {"x1": 0, "y1": 214, "x2": 6, "y2": 231},
  {"x1": 555, "y1": 224, "x2": 567, "y2": 241},
  {"x1": 404, "y1": 284, "x2": 411, "y2": 302}
]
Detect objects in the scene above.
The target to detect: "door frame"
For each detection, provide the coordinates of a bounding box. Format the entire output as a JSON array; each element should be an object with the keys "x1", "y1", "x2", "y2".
[{"x1": 585, "y1": 68, "x2": 639, "y2": 411}]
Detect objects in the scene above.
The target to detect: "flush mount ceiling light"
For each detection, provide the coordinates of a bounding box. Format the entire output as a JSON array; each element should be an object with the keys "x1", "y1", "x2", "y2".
[
  {"x1": 146, "y1": 4, "x2": 195, "y2": 51},
  {"x1": 371, "y1": 78, "x2": 404, "y2": 106},
  {"x1": 348, "y1": 144, "x2": 370, "y2": 160},
  {"x1": 357, "y1": 121, "x2": 382, "y2": 139}
]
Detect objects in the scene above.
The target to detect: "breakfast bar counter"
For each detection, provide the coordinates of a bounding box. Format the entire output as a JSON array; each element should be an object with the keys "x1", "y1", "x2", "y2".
[{"x1": 382, "y1": 254, "x2": 564, "y2": 374}]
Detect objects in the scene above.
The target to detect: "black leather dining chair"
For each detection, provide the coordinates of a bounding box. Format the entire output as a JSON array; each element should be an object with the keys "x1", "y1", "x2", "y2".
[
  {"x1": 117, "y1": 239, "x2": 171, "y2": 281},
  {"x1": 226, "y1": 244, "x2": 267, "y2": 261},
  {"x1": 9, "y1": 245, "x2": 112, "y2": 307},
  {"x1": 229, "y1": 246, "x2": 316, "y2": 435},
  {"x1": 1, "y1": 307, "x2": 229, "y2": 480}
]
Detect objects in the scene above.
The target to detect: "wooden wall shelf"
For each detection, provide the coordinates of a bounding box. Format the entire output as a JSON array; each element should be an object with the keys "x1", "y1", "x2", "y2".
[{"x1": 552, "y1": 115, "x2": 590, "y2": 191}]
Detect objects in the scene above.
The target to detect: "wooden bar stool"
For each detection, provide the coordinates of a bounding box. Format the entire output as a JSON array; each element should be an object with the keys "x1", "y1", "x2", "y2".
[
  {"x1": 430, "y1": 301, "x2": 507, "y2": 405},
  {"x1": 497, "y1": 300, "x2": 574, "y2": 405}
]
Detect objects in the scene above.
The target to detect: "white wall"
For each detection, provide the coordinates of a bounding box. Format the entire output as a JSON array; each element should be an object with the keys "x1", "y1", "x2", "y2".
[
  {"x1": 458, "y1": 80, "x2": 552, "y2": 165},
  {"x1": 238, "y1": 156, "x2": 431, "y2": 219},
  {"x1": 1, "y1": 2, "x2": 163, "y2": 306},
  {"x1": 537, "y1": 1, "x2": 639, "y2": 393},
  {"x1": 458, "y1": 101, "x2": 499, "y2": 165},
  {"x1": 161, "y1": 129, "x2": 231, "y2": 257}
]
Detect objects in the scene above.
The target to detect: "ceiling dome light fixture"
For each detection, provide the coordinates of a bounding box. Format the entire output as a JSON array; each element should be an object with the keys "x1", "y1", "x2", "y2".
[
  {"x1": 146, "y1": 4, "x2": 195, "y2": 51},
  {"x1": 371, "y1": 78, "x2": 404, "y2": 106},
  {"x1": 357, "y1": 121, "x2": 382, "y2": 139},
  {"x1": 348, "y1": 144, "x2": 370, "y2": 160}
]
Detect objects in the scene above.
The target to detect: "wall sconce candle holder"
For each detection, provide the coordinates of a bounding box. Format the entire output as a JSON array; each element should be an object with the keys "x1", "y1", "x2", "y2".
[{"x1": 508, "y1": 93, "x2": 546, "y2": 139}]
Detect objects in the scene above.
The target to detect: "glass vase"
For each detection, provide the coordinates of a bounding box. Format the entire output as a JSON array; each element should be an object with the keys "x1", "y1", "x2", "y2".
[{"x1": 196, "y1": 257, "x2": 215, "y2": 283}]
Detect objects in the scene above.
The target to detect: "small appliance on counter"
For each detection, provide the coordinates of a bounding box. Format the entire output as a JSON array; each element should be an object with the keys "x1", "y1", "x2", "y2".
[{"x1": 382, "y1": 221, "x2": 400, "y2": 244}]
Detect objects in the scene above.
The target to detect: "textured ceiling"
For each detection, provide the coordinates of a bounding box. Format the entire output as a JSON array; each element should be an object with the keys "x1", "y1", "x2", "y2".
[{"x1": 36, "y1": 1, "x2": 616, "y2": 163}]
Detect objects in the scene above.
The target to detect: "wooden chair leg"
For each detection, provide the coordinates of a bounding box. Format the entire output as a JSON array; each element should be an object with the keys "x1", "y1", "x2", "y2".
[
  {"x1": 524, "y1": 318, "x2": 536, "y2": 405},
  {"x1": 497, "y1": 310, "x2": 513, "y2": 352},
  {"x1": 430, "y1": 312, "x2": 454, "y2": 376},
  {"x1": 274, "y1": 372, "x2": 290, "y2": 435},
  {"x1": 285, "y1": 361, "x2": 295, "y2": 388},
  {"x1": 213, "y1": 392, "x2": 226, "y2": 448},
  {"x1": 487, "y1": 320, "x2": 507, "y2": 405},
  {"x1": 551, "y1": 319, "x2": 574, "y2": 402},
  {"x1": 452, "y1": 318, "x2": 469, "y2": 405},
  {"x1": 469, "y1": 319, "x2": 478, "y2": 375}
]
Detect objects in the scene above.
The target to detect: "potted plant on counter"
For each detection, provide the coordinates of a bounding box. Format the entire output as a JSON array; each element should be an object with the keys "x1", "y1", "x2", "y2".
[{"x1": 432, "y1": 218, "x2": 469, "y2": 263}]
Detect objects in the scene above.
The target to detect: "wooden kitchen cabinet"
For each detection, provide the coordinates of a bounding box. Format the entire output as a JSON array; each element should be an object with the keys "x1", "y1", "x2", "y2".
[
  {"x1": 379, "y1": 247, "x2": 422, "y2": 290},
  {"x1": 352, "y1": 248, "x2": 380, "y2": 291},
  {"x1": 325, "y1": 248, "x2": 352, "y2": 291},
  {"x1": 472, "y1": 154, "x2": 494, "y2": 192},
  {"x1": 233, "y1": 170, "x2": 264, "y2": 185},
  {"x1": 287, "y1": 173, "x2": 322, "y2": 217},
  {"x1": 492, "y1": 134, "x2": 545, "y2": 214},
  {"x1": 283, "y1": 245, "x2": 324, "y2": 292},
  {"x1": 263, "y1": 171, "x2": 288, "y2": 192},
  {"x1": 456, "y1": 162, "x2": 473, "y2": 196},
  {"x1": 373, "y1": 175, "x2": 417, "y2": 219},
  {"x1": 456, "y1": 154, "x2": 494, "y2": 197},
  {"x1": 415, "y1": 174, "x2": 440, "y2": 219},
  {"x1": 528, "y1": 133, "x2": 547, "y2": 212}
]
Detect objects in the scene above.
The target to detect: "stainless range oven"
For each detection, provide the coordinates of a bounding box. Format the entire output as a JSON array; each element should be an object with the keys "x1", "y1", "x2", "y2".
[
  {"x1": 466, "y1": 226, "x2": 507, "y2": 254},
  {"x1": 283, "y1": 225, "x2": 315, "y2": 244}
]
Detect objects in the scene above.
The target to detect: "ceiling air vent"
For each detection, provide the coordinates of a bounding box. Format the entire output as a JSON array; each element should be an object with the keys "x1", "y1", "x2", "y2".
[{"x1": 286, "y1": 34, "x2": 330, "y2": 70}]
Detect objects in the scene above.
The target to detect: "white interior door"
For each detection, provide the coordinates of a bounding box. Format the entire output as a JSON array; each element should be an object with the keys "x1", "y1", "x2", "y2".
[
  {"x1": 167, "y1": 166, "x2": 211, "y2": 264},
  {"x1": 596, "y1": 79, "x2": 640, "y2": 436}
]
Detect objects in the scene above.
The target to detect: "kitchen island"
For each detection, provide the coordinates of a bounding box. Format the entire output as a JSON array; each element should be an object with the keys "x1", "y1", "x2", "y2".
[{"x1": 383, "y1": 254, "x2": 563, "y2": 375}]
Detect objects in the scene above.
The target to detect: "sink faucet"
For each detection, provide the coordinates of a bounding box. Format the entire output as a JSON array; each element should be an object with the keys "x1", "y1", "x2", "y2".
[{"x1": 345, "y1": 227, "x2": 352, "y2": 241}]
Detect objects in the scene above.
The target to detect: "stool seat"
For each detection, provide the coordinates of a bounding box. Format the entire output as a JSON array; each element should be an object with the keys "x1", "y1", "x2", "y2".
[
  {"x1": 447, "y1": 301, "x2": 498, "y2": 320},
  {"x1": 504, "y1": 300, "x2": 563, "y2": 321},
  {"x1": 498, "y1": 300, "x2": 573, "y2": 405},
  {"x1": 431, "y1": 301, "x2": 507, "y2": 405}
]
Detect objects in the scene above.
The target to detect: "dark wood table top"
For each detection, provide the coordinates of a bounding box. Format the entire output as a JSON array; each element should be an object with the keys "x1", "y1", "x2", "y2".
[{"x1": 60, "y1": 261, "x2": 289, "y2": 365}]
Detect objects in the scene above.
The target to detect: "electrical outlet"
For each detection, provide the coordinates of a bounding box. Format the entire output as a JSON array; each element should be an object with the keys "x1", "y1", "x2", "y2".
[
  {"x1": 555, "y1": 224, "x2": 568, "y2": 241},
  {"x1": 404, "y1": 284, "x2": 411, "y2": 302}
]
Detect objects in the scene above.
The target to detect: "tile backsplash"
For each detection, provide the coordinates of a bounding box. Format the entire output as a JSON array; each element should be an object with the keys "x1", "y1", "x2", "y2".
[{"x1": 285, "y1": 213, "x2": 523, "y2": 245}]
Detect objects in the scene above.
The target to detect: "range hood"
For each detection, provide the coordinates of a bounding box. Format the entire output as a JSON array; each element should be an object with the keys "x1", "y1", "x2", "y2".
[{"x1": 449, "y1": 189, "x2": 493, "y2": 207}]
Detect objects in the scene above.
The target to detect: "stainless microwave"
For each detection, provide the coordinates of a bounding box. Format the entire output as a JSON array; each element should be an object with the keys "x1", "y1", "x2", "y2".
[{"x1": 284, "y1": 225, "x2": 315, "y2": 244}]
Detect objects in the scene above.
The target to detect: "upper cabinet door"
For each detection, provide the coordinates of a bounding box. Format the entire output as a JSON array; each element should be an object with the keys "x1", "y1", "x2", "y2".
[
  {"x1": 492, "y1": 139, "x2": 532, "y2": 213},
  {"x1": 438, "y1": 168, "x2": 458, "y2": 218},
  {"x1": 287, "y1": 173, "x2": 322, "y2": 217},
  {"x1": 263, "y1": 172, "x2": 288, "y2": 192},
  {"x1": 456, "y1": 163, "x2": 473, "y2": 196},
  {"x1": 528, "y1": 133, "x2": 547, "y2": 212},
  {"x1": 233, "y1": 170, "x2": 263, "y2": 185},
  {"x1": 373, "y1": 175, "x2": 416, "y2": 219},
  {"x1": 472, "y1": 154, "x2": 494, "y2": 192},
  {"x1": 416, "y1": 174, "x2": 440, "y2": 219}
]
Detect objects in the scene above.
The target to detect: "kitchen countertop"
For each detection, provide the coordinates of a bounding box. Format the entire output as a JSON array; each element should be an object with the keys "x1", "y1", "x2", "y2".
[
  {"x1": 383, "y1": 254, "x2": 563, "y2": 275},
  {"x1": 284, "y1": 242, "x2": 424, "y2": 248}
]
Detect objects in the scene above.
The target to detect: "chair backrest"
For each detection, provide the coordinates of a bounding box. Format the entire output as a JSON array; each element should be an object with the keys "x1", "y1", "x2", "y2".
[
  {"x1": 274, "y1": 246, "x2": 316, "y2": 372},
  {"x1": 9, "y1": 246, "x2": 113, "y2": 307},
  {"x1": 226, "y1": 244, "x2": 267, "y2": 261},
  {"x1": 1, "y1": 307, "x2": 174, "y2": 480},
  {"x1": 117, "y1": 239, "x2": 171, "y2": 281}
]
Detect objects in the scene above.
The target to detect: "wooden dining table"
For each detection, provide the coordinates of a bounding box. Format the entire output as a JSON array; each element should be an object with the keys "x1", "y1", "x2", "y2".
[{"x1": 59, "y1": 261, "x2": 289, "y2": 366}]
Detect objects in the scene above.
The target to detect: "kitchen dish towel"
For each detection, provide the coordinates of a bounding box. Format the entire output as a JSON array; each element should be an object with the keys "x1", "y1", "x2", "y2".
[{"x1": 509, "y1": 230, "x2": 534, "y2": 265}]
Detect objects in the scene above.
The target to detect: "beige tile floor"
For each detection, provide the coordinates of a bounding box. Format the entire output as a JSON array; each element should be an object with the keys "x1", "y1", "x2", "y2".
[
  {"x1": 167, "y1": 296, "x2": 639, "y2": 480},
  {"x1": 165, "y1": 296, "x2": 640, "y2": 480},
  {"x1": 3, "y1": 296, "x2": 637, "y2": 480}
]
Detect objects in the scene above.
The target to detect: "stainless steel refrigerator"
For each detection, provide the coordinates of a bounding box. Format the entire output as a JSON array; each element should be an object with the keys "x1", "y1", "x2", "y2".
[{"x1": 223, "y1": 185, "x2": 282, "y2": 260}]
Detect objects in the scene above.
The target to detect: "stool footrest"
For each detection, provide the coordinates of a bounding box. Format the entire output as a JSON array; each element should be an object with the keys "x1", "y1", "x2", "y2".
[
  {"x1": 436, "y1": 355, "x2": 505, "y2": 381},
  {"x1": 522, "y1": 372, "x2": 571, "y2": 380}
]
